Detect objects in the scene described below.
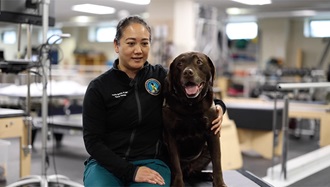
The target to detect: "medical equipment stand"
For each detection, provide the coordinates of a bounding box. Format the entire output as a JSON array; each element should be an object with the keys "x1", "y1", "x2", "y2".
[{"x1": 7, "y1": 1, "x2": 83, "y2": 186}]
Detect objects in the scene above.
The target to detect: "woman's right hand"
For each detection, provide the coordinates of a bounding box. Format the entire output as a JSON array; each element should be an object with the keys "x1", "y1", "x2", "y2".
[{"x1": 134, "y1": 166, "x2": 165, "y2": 185}]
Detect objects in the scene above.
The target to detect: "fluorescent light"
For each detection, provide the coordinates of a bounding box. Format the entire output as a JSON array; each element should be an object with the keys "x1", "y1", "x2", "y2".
[
  {"x1": 226, "y1": 22, "x2": 258, "y2": 40},
  {"x1": 226, "y1": 8, "x2": 242, "y2": 15},
  {"x1": 291, "y1": 10, "x2": 316, "y2": 17},
  {"x1": 227, "y1": 8, "x2": 254, "y2": 15},
  {"x1": 72, "y1": 4, "x2": 115, "y2": 15},
  {"x1": 72, "y1": 16, "x2": 95, "y2": 23},
  {"x1": 113, "y1": 0, "x2": 150, "y2": 5},
  {"x1": 231, "y1": 0, "x2": 271, "y2": 5}
]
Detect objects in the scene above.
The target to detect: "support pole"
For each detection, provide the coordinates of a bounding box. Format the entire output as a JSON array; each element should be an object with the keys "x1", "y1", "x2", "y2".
[
  {"x1": 41, "y1": 1, "x2": 50, "y2": 186},
  {"x1": 26, "y1": 24, "x2": 32, "y2": 117},
  {"x1": 271, "y1": 91, "x2": 278, "y2": 179},
  {"x1": 8, "y1": 1, "x2": 83, "y2": 186},
  {"x1": 280, "y1": 95, "x2": 289, "y2": 180}
]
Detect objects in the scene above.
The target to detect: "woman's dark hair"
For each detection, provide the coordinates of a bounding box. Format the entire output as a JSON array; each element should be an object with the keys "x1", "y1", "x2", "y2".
[{"x1": 114, "y1": 15, "x2": 152, "y2": 44}]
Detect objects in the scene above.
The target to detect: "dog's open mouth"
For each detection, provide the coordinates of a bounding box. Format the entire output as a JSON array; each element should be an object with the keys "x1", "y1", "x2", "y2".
[{"x1": 184, "y1": 82, "x2": 205, "y2": 98}]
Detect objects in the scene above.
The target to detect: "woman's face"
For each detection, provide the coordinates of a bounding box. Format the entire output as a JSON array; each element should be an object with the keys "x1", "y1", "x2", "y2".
[{"x1": 114, "y1": 23, "x2": 150, "y2": 77}]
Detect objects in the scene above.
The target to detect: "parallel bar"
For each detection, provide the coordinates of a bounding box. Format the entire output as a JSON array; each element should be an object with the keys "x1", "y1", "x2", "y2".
[
  {"x1": 276, "y1": 82, "x2": 330, "y2": 181},
  {"x1": 277, "y1": 82, "x2": 330, "y2": 90}
]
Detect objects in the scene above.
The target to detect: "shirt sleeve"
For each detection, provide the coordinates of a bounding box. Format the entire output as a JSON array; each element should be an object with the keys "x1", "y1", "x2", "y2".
[{"x1": 214, "y1": 99, "x2": 226, "y2": 114}]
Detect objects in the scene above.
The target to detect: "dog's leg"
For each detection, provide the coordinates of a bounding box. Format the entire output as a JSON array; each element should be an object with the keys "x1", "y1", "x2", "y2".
[
  {"x1": 207, "y1": 134, "x2": 227, "y2": 187},
  {"x1": 163, "y1": 108, "x2": 185, "y2": 187},
  {"x1": 166, "y1": 136, "x2": 185, "y2": 187}
]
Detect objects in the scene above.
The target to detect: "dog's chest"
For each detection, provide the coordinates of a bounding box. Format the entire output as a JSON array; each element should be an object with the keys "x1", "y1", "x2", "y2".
[
  {"x1": 174, "y1": 115, "x2": 208, "y2": 138},
  {"x1": 171, "y1": 116, "x2": 210, "y2": 158},
  {"x1": 174, "y1": 115, "x2": 208, "y2": 134}
]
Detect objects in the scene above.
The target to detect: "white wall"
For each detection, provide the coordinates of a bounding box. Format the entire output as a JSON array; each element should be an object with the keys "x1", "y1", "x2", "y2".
[
  {"x1": 257, "y1": 17, "x2": 330, "y2": 70},
  {"x1": 258, "y1": 18, "x2": 290, "y2": 69},
  {"x1": 287, "y1": 19, "x2": 330, "y2": 69}
]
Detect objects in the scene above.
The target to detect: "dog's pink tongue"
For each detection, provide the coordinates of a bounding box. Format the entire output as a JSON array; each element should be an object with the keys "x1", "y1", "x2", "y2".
[{"x1": 185, "y1": 85, "x2": 198, "y2": 95}]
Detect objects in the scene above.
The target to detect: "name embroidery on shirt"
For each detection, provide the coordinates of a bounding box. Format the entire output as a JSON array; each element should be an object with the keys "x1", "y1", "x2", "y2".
[
  {"x1": 145, "y1": 78, "x2": 161, "y2": 96},
  {"x1": 112, "y1": 91, "x2": 128, "y2": 98}
]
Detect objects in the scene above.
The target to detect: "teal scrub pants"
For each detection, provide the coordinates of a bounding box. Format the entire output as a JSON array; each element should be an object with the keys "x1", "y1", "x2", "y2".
[{"x1": 84, "y1": 158, "x2": 171, "y2": 187}]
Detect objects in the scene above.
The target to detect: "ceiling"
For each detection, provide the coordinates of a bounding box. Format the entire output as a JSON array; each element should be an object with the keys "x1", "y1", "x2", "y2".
[
  {"x1": 1, "y1": 0, "x2": 330, "y2": 28},
  {"x1": 54, "y1": 0, "x2": 148, "y2": 26},
  {"x1": 202, "y1": 0, "x2": 330, "y2": 21},
  {"x1": 53, "y1": 0, "x2": 330, "y2": 27}
]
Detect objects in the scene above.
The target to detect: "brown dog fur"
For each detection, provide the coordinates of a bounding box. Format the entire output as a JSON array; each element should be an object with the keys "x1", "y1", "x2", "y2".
[{"x1": 163, "y1": 52, "x2": 226, "y2": 187}]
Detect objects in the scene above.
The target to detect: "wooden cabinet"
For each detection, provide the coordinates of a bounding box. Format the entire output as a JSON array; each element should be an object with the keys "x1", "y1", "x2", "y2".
[{"x1": 74, "y1": 53, "x2": 107, "y2": 66}]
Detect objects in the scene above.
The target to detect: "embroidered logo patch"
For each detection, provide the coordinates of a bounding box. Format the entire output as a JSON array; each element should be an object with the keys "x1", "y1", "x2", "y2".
[{"x1": 145, "y1": 78, "x2": 161, "y2": 96}]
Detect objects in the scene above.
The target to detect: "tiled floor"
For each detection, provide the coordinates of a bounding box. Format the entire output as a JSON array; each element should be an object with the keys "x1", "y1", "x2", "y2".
[{"x1": 1, "y1": 127, "x2": 328, "y2": 187}]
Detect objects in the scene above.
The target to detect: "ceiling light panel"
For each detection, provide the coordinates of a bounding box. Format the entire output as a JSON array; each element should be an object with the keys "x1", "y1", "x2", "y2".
[
  {"x1": 231, "y1": 0, "x2": 271, "y2": 5},
  {"x1": 113, "y1": 0, "x2": 150, "y2": 5},
  {"x1": 72, "y1": 4, "x2": 116, "y2": 15}
]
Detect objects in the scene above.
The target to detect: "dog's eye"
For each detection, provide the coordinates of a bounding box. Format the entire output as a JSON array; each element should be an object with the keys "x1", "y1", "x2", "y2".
[
  {"x1": 177, "y1": 62, "x2": 183, "y2": 67},
  {"x1": 196, "y1": 60, "x2": 203, "y2": 65}
]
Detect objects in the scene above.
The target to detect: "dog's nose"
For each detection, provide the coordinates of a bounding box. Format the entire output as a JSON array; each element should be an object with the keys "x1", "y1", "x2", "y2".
[{"x1": 183, "y1": 68, "x2": 194, "y2": 77}]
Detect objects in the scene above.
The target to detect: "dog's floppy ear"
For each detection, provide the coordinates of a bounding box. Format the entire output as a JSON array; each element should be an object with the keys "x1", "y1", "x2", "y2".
[
  {"x1": 164, "y1": 75, "x2": 171, "y2": 97},
  {"x1": 164, "y1": 57, "x2": 176, "y2": 96},
  {"x1": 205, "y1": 54, "x2": 215, "y2": 86}
]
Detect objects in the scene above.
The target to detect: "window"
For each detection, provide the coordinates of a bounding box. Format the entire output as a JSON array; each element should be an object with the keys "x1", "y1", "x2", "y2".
[
  {"x1": 1, "y1": 30, "x2": 16, "y2": 44},
  {"x1": 88, "y1": 25, "x2": 117, "y2": 42},
  {"x1": 39, "y1": 29, "x2": 63, "y2": 44},
  {"x1": 95, "y1": 27, "x2": 116, "y2": 42},
  {"x1": 304, "y1": 19, "x2": 330, "y2": 38},
  {"x1": 226, "y1": 22, "x2": 258, "y2": 40}
]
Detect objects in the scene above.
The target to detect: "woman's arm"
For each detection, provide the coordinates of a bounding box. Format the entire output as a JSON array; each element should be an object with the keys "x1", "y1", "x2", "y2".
[{"x1": 211, "y1": 99, "x2": 226, "y2": 135}]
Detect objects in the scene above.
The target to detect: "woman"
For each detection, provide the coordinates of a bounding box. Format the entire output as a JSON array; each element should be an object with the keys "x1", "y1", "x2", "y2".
[{"x1": 83, "y1": 15, "x2": 226, "y2": 187}]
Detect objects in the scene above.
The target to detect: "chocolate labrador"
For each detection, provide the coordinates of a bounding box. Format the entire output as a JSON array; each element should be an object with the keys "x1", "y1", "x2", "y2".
[{"x1": 163, "y1": 52, "x2": 226, "y2": 187}]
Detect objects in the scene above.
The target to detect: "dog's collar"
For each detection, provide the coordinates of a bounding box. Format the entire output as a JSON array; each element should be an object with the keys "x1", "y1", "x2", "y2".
[{"x1": 180, "y1": 151, "x2": 203, "y2": 162}]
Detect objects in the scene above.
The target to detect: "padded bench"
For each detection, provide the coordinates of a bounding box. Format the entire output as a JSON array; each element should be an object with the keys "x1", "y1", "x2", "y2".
[{"x1": 224, "y1": 98, "x2": 284, "y2": 159}]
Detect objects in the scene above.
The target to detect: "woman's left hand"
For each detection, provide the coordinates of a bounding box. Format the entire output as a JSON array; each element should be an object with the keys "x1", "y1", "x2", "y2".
[{"x1": 211, "y1": 104, "x2": 224, "y2": 135}]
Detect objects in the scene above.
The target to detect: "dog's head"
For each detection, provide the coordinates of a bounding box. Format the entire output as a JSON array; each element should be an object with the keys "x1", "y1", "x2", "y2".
[{"x1": 165, "y1": 52, "x2": 215, "y2": 101}]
